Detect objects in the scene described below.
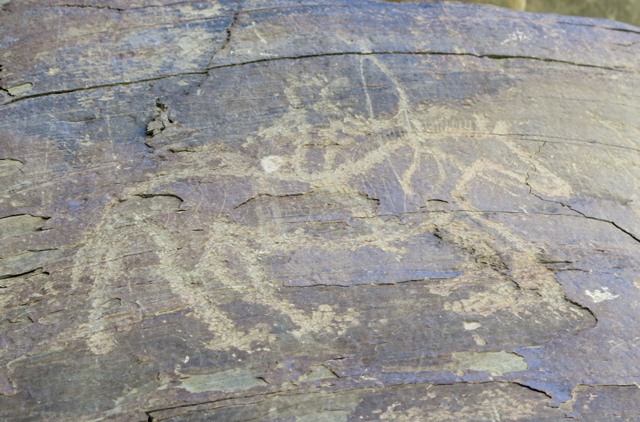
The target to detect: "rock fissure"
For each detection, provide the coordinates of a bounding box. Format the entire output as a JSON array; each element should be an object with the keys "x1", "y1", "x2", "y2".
[
  {"x1": 47, "y1": 4, "x2": 125, "y2": 12},
  {"x1": 232, "y1": 192, "x2": 312, "y2": 210},
  {"x1": 504, "y1": 133, "x2": 640, "y2": 154},
  {"x1": 557, "y1": 20, "x2": 640, "y2": 36},
  {"x1": 1, "y1": 50, "x2": 626, "y2": 106},
  {"x1": 529, "y1": 190, "x2": 640, "y2": 245},
  {"x1": 143, "y1": 379, "x2": 562, "y2": 420},
  {"x1": 0, "y1": 267, "x2": 45, "y2": 281},
  {"x1": 47, "y1": 1, "x2": 216, "y2": 12},
  {"x1": 524, "y1": 141, "x2": 639, "y2": 244},
  {"x1": 134, "y1": 193, "x2": 185, "y2": 204}
]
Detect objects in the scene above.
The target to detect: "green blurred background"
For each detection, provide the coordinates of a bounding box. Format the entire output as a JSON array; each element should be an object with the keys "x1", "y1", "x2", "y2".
[
  {"x1": 389, "y1": 0, "x2": 640, "y2": 27},
  {"x1": 526, "y1": 0, "x2": 640, "y2": 26}
]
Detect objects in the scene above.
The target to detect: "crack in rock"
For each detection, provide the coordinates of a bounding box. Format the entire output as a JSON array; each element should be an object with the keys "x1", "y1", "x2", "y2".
[{"x1": 1, "y1": 50, "x2": 627, "y2": 106}]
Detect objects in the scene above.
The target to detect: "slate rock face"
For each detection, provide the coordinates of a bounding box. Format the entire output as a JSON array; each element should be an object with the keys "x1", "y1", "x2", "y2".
[{"x1": 1, "y1": 1, "x2": 640, "y2": 420}]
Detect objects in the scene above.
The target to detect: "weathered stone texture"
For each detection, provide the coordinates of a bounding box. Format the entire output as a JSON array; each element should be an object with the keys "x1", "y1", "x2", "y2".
[{"x1": 1, "y1": 1, "x2": 639, "y2": 420}]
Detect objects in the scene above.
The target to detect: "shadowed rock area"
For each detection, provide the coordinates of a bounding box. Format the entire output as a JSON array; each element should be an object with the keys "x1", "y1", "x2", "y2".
[{"x1": 1, "y1": 0, "x2": 639, "y2": 420}]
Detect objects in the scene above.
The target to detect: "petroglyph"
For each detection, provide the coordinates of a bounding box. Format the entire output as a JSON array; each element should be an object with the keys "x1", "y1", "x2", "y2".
[
  {"x1": 57, "y1": 54, "x2": 596, "y2": 358},
  {"x1": 5, "y1": 2, "x2": 640, "y2": 419}
]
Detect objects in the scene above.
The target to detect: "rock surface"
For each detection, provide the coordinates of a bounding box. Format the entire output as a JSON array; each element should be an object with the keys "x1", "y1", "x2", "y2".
[{"x1": 1, "y1": 1, "x2": 640, "y2": 420}]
